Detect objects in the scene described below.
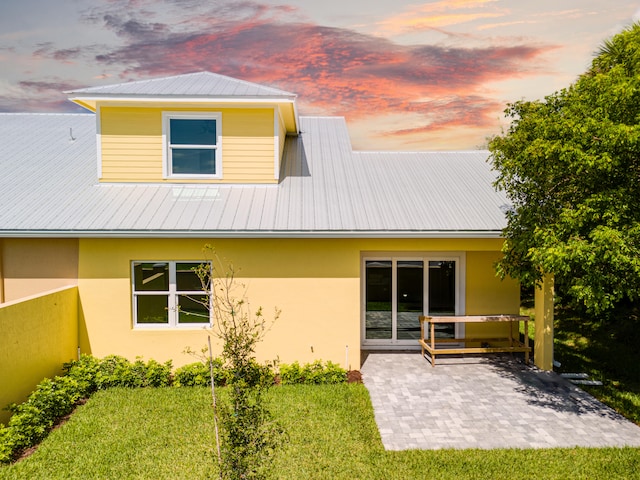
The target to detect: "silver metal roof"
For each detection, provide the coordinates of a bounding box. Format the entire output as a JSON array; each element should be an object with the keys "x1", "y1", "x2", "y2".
[
  {"x1": 66, "y1": 72, "x2": 297, "y2": 99},
  {"x1": 0, "y1": 113, "x2": 508, "y2": 237}
]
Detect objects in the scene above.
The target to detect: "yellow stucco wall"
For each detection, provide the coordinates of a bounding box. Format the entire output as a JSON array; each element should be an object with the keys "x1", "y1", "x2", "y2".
[
  {"x1": 1, "y1": 238, "x2": 78, "y2": 303},
  {"x1": 465, "y1": 250, "x2": 521, "y2": 340},
  {"x1": 77, "y1": 237, "x2": 518, "y2": 370},
  {"x1": 0, "y1": 286, "x2": 78, "y2": 425},
  {"x1": 99, "y1": 106, "x2": 277, "y2": 183}
]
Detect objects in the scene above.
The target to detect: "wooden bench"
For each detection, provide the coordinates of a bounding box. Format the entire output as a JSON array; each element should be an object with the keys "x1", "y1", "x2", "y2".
[{"x1": 418, "y1": 315, "x2": 531, "y2": 367}]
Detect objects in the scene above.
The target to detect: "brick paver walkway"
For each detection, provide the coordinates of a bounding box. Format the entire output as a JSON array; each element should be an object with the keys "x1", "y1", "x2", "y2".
[{"x1": 361, "y1": 351, "x2": 640, "y2": 450}]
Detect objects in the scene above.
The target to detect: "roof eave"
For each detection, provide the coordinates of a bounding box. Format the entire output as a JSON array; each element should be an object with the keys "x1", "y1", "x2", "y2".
[
  {"x1": 66, "y1": 94, "x2": 297, "y2": 103},
  {"x1": 66, "y1": 94, "x2": 299, "y2": 132},
  {"x1": 0, "y1": 230, "x2": 505, "y2": 239}
]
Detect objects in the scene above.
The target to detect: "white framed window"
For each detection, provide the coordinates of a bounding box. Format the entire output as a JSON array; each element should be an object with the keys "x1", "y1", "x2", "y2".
[
  {"x1": 132, "y1": 261, "x2": 212, "y2": 328},
  {"x1": 361, "y1": 253, "x2": 466, "y2": 348},
  {"x1": 162, "y1": 112, "x2": 222, "y2": 179}
]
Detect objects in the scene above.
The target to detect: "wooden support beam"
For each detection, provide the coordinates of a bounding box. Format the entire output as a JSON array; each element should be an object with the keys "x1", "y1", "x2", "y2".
[{"x1": 534, "y1": 274, "x2": 554, "y2": 371}]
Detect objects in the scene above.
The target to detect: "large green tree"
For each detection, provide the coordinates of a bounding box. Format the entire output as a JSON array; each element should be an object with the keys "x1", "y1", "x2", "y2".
[{"x1": 489, "y1": 23, "x2": 640, "y2": 314}]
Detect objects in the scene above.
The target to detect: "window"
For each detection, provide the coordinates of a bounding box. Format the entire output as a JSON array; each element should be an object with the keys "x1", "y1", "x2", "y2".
[
  {"x1": 362, "y1": 254, "x2": 465, "y2": 347},
  {"x1": 132, "y1": 261, "x2": 212, "y2": 328},
  {"x1": 163, "y1": 112, "x2": 222, "y2": 178}
]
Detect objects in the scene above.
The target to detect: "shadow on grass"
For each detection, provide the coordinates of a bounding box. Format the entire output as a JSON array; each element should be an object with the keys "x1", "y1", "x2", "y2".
[{"x1": 551, "y1": 305, "x2": 640, "y2": 424}]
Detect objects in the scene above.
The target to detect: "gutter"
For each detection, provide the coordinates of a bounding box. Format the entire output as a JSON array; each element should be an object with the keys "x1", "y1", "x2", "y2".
[{"x1": 0, "y1": 230, "x2": 505, "y2": 239}]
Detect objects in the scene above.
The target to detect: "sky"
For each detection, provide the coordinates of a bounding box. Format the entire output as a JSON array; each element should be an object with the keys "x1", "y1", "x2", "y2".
[{"x1": 0, "y1": 0, "x2": 639, "y2": 151}]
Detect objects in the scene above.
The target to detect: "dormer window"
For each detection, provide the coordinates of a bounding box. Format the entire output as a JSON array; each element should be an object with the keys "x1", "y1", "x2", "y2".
[{"x1": 163, "y1": 112, "x2": 222, "y2": 178}]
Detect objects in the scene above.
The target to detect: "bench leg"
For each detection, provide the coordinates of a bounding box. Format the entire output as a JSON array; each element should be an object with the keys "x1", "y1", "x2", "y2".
[
  {"x1": 524, "y1": 319, "x2": 530, "y2": 365},
  {"x1": 431, "y1": 322, "x2": 436, "y2": 367}
]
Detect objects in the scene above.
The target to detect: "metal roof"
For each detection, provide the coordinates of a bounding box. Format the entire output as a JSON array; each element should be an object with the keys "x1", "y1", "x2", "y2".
[
  {"x1": 0, "y1": 113, "x2": 508, "y2": 238},
  {"x1": 65, "y1": 72, "x2": 297, "y2": 99}
]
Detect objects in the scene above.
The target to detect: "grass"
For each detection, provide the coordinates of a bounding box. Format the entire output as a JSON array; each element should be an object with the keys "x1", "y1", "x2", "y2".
[
  {"x1": 0, "y1": 384, "x2": 639, "y2": 479},
  {"x1": 2, "y1": 298, "x2": 640, "y2": 479}
]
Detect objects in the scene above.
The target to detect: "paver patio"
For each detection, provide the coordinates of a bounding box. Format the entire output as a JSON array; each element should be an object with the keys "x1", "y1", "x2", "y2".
[{"x1": 361, "y1": 351, "x2": 640, "y2": 450}]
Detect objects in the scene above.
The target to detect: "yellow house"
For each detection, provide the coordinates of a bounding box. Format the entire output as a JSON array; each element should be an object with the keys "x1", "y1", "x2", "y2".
[{"x1": 0, "y1": 73, "x2": 554, "y2": 412}]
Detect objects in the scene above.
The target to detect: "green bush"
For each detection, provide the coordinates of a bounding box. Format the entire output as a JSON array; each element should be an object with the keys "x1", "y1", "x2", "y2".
[
  {"x1": 173, "y1": 359, "x2": 226, "y2": 387},
  {"x1": 0, "y1": 375, "x2": 82, "y2": 462},
  {"x1": 279, "y1": 360, "x2": 346, "y2": 385},
  {"x1": 146, "y1": 359, "x2": 173, "y2": 387},
  {"x1": 63, "y1": 354, "x2": 100, "y2": 397},
  {"x1": 90, "y1": 355, "x2": 173, "y2": 389},
  {"x1": 95, "y1": 355, "x2": 137, "y2": 389}
]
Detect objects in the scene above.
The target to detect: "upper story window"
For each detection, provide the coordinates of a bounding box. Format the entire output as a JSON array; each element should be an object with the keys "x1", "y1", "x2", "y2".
[{"x1": 163, "y1": 112, "x2": 222, "y2": 179}]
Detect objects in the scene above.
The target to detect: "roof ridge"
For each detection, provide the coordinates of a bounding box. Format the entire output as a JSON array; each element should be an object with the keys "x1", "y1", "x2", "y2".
[
  {"x1": 64, "y1": 71, "x2": 205, "y2": 93},
  {"x1": 353, "y1": 149, "x2": 490, "y2": 154},
  {"x1": 65, "y1": 71, "x2": 296, "y2": 97}
]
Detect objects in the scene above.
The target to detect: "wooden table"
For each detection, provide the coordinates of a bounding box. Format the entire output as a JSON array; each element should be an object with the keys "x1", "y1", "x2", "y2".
[{"x1": 418, "y1": 315, "x2": 531, "y2": 367}]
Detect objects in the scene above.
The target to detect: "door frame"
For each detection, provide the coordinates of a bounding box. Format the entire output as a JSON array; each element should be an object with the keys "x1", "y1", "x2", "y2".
[{"x1": 360, "y1": 252, "x2": 466, "y2": 349}]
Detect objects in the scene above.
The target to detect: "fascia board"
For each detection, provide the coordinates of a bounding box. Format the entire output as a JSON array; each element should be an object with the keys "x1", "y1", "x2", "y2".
[
  {"x1": 67, "y1": 95, "x2": 299, "y2": 132},
  {"x1": 0, "y1": 230, "x2": 504, "y2": 239},
  {"x1": 67, "y1": 95, "x2": 297, "y2": 104}
]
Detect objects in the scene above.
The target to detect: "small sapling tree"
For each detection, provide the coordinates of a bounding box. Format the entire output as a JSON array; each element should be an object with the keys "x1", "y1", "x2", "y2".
[{"x1": 189, "y1": 245, "x2": 283, "y2": 480}]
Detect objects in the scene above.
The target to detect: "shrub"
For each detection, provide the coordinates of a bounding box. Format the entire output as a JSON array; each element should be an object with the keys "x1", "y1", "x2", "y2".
[
  {"x1": 95, "y1": 355, "x2": 137, "y2": 389},
  {"x1": 0, "y1": 375, "x2": 82, "y2": 462},
  {"x1": 89, "y1": 355, "x2": 174, "y2": 389},
  {"x1": 279, "y1": 360, "x2": 347, "y2": 385},
  {"x1": 63, "y1": 354, "x2": 100, "y2": 397},
  {"x1": 278, "y1": 362, "x2": 303, "y2": 385},
  {"x1": 173, "y1": 359, "x2": 226, "y2": 387},
  {"x1": 146, "y1": 359, "x2": 173, "y2": 387}
]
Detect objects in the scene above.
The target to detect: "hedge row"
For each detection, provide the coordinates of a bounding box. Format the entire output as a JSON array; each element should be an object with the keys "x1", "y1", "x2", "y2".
[{"x1": 0, "y1": 355, "x2": 346, "y2": 463}]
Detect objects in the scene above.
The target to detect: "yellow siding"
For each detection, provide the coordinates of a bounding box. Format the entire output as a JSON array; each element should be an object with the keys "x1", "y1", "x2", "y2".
[
  {"x1": 99, "y1": 106, "x2": 276, "y2": 183},
  {"x1": 77, "y1": 237, "x2": 517, "y2": 369},
  {"x1": 0, "y1": 286, "x2": 78, "y2": 424}
]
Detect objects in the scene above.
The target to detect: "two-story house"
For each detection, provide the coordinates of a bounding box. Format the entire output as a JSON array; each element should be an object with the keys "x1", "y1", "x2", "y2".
[{"x1": 0, "y1": 73, "x2": 554, "y2": 416}]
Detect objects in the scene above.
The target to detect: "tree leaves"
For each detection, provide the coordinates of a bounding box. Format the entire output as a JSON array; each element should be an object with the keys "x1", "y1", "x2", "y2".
[{"x1": 489, "y1": 23, "x2": 640, "y2": 314}]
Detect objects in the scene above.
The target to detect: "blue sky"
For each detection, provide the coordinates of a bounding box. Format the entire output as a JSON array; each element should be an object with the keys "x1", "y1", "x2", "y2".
[{"x1": 1, "y1": 0, "x2": 638, "y2": 150}]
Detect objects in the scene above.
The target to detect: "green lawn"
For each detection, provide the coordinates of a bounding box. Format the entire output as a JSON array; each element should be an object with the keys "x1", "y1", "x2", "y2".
[{"x1": 1, "y1": 384, "x2": 639, "y2": 480}]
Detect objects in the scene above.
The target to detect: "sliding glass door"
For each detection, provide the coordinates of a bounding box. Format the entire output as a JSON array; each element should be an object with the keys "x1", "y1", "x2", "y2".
[
  {"x1": 363, "y1": 255, "x2": 463, "y2": 347},
  {"x1": 428, "y1": 260, "x2": 456, "y2": 339}
]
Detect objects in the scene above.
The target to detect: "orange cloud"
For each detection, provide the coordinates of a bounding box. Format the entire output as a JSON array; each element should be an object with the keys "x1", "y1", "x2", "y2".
[
  {"x1": 375, "y1": 0, "x2": 504, "y2": 35},
  {"x1": 3, "y1": 0, "x2": 554, "y2": 148}
]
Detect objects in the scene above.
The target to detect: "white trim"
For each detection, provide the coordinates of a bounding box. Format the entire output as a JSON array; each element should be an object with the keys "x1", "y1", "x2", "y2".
[
  {"x1": 68, "y1": 96, "x2": 296, "y2": 104},
  {"x1": 162, "y1": 111, "x2": 223, "y2": 180},
  {"x1": 360, "y1": 252, "x2": 466, "y2": 348},
  {"x1": 0, "y1": 230, "x2": 505, "y2": 239},
  {"x1": 273, "y1": 108, "x2": 280, "y2": 180},
  {"x1": 131, "y1": 260, "x2": 212, "y2": 329},
  {"x1": 95, "y1": 105, "x2": 102, "y2": 180}
]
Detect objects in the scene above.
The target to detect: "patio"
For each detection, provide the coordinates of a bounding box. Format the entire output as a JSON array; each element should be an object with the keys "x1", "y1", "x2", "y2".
[{"x1": 360, "y1": 351, "x2": 640, "y2": 450}]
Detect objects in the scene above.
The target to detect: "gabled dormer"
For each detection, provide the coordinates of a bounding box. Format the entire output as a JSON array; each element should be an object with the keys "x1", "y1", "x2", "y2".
[{"x1": 66, "y1": 72, "x2": 299, "y2": 184}]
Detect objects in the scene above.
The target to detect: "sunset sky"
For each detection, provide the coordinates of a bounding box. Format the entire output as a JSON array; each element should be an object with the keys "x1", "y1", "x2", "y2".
[{"x1": 1, "y1": 0, "x2": 638, "y2": 150}]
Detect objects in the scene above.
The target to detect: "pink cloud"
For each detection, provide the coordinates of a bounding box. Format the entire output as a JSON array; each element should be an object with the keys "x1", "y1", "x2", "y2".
[{"x1": 7, "y1": 0, "x2": 554, "y2": 142}]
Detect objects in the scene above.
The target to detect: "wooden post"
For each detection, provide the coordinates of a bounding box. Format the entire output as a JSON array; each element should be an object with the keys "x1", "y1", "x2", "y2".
[
  {"x1": 430, "y1": 320, "x2": 436, "y2": 367},
  {"x1": 534, "y1": 274, "x2": 554, "y2": 371}
]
